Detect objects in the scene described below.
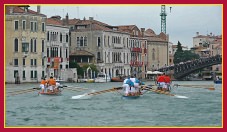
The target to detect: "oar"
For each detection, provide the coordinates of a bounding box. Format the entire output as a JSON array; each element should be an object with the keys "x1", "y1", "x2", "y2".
[
  {"x1": 71, "y1": 87, "x2": 122, "y2": 99},
  {"x1": 7, "y1": 88, "x2": 38, "y2": 94},
  {"x1": 173, "y1": 84, "x2": 215, "y2": 90},
  {"x1": 10, "y1": 89, "x2": 37, "y2": 96},
  {"x1": 63, "y1": 88, "x2": 86, "y2": 92},
  {"x1": 87, "y1": 87, "x2": 122, "y2": 95},
  {"x1": 174, "y1": 84, "x2": 214, "y2": 87}
]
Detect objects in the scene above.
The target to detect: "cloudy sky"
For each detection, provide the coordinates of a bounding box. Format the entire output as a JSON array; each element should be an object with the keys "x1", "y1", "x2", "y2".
[{"x1": 30, "y1": 4, "x2": 222, "y2": 48}]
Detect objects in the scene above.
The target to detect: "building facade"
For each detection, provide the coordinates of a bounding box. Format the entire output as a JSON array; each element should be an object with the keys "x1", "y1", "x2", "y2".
[
  {"x1": 69, "y1": 17, "x2": 131, "y2": 78},
  {"x1": 5, "y1": 5, "x2": 47, "y2": 83},
  {"x1": 144, "y1": 29, "x2": 169, "y2": 71},
  {"x1": 46, "y1": 16, "x2": 70, "y2": 80}
]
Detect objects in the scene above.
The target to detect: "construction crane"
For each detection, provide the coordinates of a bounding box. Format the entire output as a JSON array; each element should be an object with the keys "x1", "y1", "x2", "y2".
[{"x1": 160, "y1": 5, "x2": 167, "y2": 34}]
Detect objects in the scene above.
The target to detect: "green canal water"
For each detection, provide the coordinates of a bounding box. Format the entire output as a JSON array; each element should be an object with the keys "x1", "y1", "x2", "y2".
[{"x1": 5, "y1": 81, "x2": 222, "y2": 127}]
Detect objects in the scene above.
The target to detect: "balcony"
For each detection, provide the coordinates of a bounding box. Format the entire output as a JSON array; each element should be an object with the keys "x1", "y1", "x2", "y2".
[
  {"x1": 113, "y1": 43, "x2": 123, "y2": 48},
  {"x1": 131, "y1": 47, "x2": 142, "y2": 52},
  {"x1": 130, "y1": 61, "x2": 143, "y2": 66}
]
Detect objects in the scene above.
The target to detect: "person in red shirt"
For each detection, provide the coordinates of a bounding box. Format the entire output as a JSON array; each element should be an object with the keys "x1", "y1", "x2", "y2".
[
  {"x1": 163, "y1": 74, "x2": 171, "y2": 91},
  {"x1": 156, "y1": 74, "x2": 165, "y2": 90}
]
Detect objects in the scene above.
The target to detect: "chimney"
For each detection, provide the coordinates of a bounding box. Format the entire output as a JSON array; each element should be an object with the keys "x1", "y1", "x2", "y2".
[
  {"x1": 66, "y1": 13, "x2": 69, "y2": 25},
  {"x1": 141, "y1": 28, "x2": 145, "y2": 37},
  {"x1": 196, "y1": 32, "x2": 199, "y2": 36},
  {"x1": 9, "y1": 7, "x2": 14, "y2": 14},
  {"x1": 37, "y1": 5, "x2": 40, "y2": 13}
]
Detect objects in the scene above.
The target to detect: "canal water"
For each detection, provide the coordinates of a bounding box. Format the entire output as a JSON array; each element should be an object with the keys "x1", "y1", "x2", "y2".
[{"x1": 5, "y1": 81, "x2": 222, "y2": 127}]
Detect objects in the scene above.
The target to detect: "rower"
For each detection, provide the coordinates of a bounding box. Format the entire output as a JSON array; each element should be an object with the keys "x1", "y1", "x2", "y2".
[
  {"x1": 164, "y1": 74, "x2": 171, "y2": 91},
  {"x1": 156, "y1": 74, "x2": 165, "y2": 90},
  {"x1": 130, "y1": 76, "x2": 141, "y2": 95},
  {"x1": 39, "y1": 77, "x2": 47, "y2": 93},
  {"x1": 122, "y1": 76, "x2": 134, "y2": 96},
  {"x1": 47, "y1": 76, "x2": 56, "y2": 93}
]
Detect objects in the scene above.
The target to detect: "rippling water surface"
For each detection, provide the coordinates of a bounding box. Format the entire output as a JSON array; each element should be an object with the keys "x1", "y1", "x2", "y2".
[{"x1": 5, "y1": 81, "x2": 222, "y2": 127}]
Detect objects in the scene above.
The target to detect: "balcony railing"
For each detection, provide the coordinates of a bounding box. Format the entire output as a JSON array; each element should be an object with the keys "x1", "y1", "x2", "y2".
[
  {"x1": 131, "y1": 47, "x2": 142, "y2": 52},
  {"x1": 130, "y1": 61, "x2": 143, "y2": 66}
]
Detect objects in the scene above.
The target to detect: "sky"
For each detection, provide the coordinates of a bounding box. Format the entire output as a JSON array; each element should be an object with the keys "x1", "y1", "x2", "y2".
[{"x1": 30, "y1": 4, "x2": 222, "y2": 48}]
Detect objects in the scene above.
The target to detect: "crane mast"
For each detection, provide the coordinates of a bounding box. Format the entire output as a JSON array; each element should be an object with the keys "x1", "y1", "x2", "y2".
[{"x1": 160, "y1": 5, "x2": 167, "y2": 34}]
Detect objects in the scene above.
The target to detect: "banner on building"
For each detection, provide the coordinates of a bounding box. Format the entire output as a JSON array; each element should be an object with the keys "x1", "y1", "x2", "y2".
[{"x1": 54, "y1": 57, "x2": 60, "y2": 69}]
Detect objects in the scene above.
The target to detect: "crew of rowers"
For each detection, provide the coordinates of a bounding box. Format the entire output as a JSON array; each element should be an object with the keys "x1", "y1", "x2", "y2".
[
  {"x1": 156, "y1": 73, "x2": 172, "y2": 91},
  {"x1": 122, "y1": 76, "x2": 144, "y2": 96},
  {"x1": 39, "y1": 76, "x2": 61, "y2": 93}
]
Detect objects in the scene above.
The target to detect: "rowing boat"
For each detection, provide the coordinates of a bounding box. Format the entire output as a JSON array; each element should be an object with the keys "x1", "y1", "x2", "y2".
[{"x1": 38, "y1": 90, "x2": 62, "y2": 96}]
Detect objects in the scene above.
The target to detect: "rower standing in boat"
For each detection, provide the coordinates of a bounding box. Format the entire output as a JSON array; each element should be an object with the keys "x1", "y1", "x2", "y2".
[
  {"x1": 47, "y1": 76, "x2": 56, "y2": 93},
  {"x1": 130, "y1": 76, "x2": 141, "y2": 96},
  {"x1": 122, "y1": 76, "x2": 134, "y2": 96},
  {"x1": 163, "y1": 74, "x2": 171, "y2": 91},
  {"x1": 156, "y1": 74, "x2": 165, "y2": 90},
  {"x1": 39, "y1": 77, "x2": 47, "y2": 93}
]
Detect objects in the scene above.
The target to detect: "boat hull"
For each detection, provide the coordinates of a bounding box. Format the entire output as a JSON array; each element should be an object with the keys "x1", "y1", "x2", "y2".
[
  {"x1": 214, "y1": 80, "x2": 222, "y2": 84},
  {"x1": 38, "y1": 91, "x2": 62, "y2": 96},
  {"x1": 111, "y1": 77, "x2": 124, "y2": 82},
  {"x1": 122, "y1": 95, "x2": 140, "y2": 99}
]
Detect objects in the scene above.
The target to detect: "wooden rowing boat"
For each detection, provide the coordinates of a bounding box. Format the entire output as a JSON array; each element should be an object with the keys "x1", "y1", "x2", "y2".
[{"x1": 38, "y1": 91, "x2": 62, "y2": 96}]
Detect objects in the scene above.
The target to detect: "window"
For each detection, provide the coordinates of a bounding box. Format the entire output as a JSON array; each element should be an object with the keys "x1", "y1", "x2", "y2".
[
  {"x1": 30, "y1": 22, "x2": 34, "y2": 31},
  {"x1": 47, "y1": 48, "x2": 49, "y2": 57},
  {"x1": 42, "y1": 59, "x2": 44, "y2": 66},
  {"x1": 98, "y1": 37, "x2": 101, "y2": 47},
  {"x1": 77, "y1": 37, "x2": 80, "y2": 47},
  {"x1": 66, "y1": 34, "x2": 68, "y2": 42},
  {"x1": 14, "y1": 59, "x2": 18, "y2": 66},
  {"x1": 22, "y1": 42, "x2": 29, "y2": 52},
  {"x1": 14, "y1": 38, "x2": 18, "y2": 52},
  {"x1": 34, "y1": 71, "x2": 37, "y2": 79},
  {"x1": 34, "y1": 22, "x2": 37, "y2": 32},
  {"x1": 42, "y1": 22, "x2": 45, "y2": 32},
  {"x1": 42, "y1": 40, "x2": 44, "y2": 52},
  {"x1": 23, "y1": 58, "x2": 25, "y2": 66},
  {"x1": 30, "y1": 39, "x2": 33, "y2": 52},
  {"x1": 42, "y1": 71, "x2": 45, "y2": 78},
  {"x1": 60, "y1": 47, "x2": 62, "y2": 58},
  {"x1": 34, "y1": 39, "x2": 36, "y2": 52},
  {"x1": 14, "y1": 70, "x2": 19, "y2": 78},
  {"x1": 30, "y1": 71, "x2": 33, "y2": 78},
  {"x1": 80, "y1": 37, "x2": 83, "y2": 46},
  {"x1": 22, "y1": 20, "x2": 26, "y2": 30},
  {"x1": 34, "y1": 59, "x2": 37, "y2": 66},
  {"x1": 60, "y1": 33, "x2": 62, "y2": 42},
  {"x1": 23, "y1": 70, "x2": 26, "y2": 79},
  {"x1": 84, "y1": 37, "x2": 87, "y2": 46},
  {"x1": 47, "y1": 31, "x2": 49, "y2": 41},
  {"x1": 14, "y1": 21, "x2": 19, "y2": 30},
  {"x1": 30, "y1": 59, "x2": 33, "y2": 66},
  {"x1": 65, "y1": 48, "x2": 68, "y2": 58},
  {"x1": 97, "y1": 52, "x2": 101, "y2": 60}
]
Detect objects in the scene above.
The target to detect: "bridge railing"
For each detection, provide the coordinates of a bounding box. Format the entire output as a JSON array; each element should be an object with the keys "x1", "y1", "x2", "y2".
[{"x1": 157, "y1": 55, "x2": 222, "y2": 79}]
